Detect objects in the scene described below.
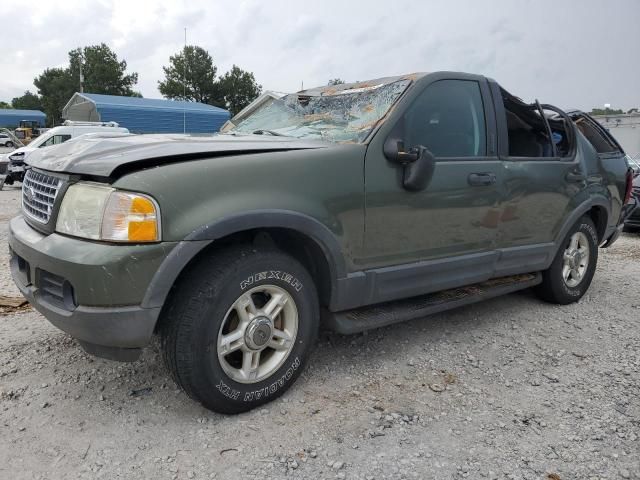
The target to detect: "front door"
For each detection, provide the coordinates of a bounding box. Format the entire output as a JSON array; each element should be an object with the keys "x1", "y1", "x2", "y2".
[{"x1": 361, "y1": 77, "x2": 502, "y2": 300}]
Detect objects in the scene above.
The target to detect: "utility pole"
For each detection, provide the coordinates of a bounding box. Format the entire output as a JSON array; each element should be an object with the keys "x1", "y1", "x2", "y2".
[
  {"x1": 79, "y1": 51, "x2": 84, "y2": 93},
  {"x1": 183, "y1": 27, "x2": 187, "y2": 134}
]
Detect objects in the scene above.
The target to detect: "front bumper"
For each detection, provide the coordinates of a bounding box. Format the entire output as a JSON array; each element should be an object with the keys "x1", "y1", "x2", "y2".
[{"x1": 9, "y1": 216, "x2": 177, "y2": 359}]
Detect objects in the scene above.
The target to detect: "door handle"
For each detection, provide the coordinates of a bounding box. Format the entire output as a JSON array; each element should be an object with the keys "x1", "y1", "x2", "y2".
[
  {"x1": 468, "y1": 173, "x2": 496, "y2": 186},
  {"x1": 566, "y1": 171, "x2": 586, "y2": 183}
]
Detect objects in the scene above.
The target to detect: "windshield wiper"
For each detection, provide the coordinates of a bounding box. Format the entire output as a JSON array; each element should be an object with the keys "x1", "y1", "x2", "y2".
[{"x1": 252, "y1": 129, "x2": 285, "y2": 136}]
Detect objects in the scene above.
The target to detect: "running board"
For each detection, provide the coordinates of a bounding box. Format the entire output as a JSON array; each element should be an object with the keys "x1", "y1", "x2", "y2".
[{"x1": 324, "y1": 273, "x2": 542, "y2": 334}]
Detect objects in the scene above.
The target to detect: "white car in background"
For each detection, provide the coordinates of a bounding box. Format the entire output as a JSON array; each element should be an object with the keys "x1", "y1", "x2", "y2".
[
  {"x1": 2, "y1": 121, "x2": 129, "y2": 188},
  {"x1": 0, "y1": 133, "x2": 15, "y2": 147}
]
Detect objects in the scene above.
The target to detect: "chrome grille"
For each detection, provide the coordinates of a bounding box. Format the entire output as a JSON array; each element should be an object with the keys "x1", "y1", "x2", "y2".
[{"x1": 22, "y1": 169, "x2": 62, "y2": 224}]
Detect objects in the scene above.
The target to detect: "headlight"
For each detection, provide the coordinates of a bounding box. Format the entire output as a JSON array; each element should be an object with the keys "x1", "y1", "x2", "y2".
[{"x1": 56, "y1": 183, "x2": 160, "y2": 242}]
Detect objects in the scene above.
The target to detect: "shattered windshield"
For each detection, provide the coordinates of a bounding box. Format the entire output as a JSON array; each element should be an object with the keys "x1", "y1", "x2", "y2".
[{"x1": 230, "y1": 79, "x2": 411, "y2": 143}]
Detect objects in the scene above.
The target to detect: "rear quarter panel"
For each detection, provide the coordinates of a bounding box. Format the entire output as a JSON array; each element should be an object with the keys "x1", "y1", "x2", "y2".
[{"x1": 577, "y1": 131, "x2": 627, "y2": 230}]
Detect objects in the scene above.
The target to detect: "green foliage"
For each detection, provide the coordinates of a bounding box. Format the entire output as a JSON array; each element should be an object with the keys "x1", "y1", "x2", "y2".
[
  {"x1": 34, "y1": 68, "x2": 75, "y2": 126},
  {"x1": 590, "y1": 107, "x2": 624, "y2": 116},
  {"x1": 33, "y1": 44, "x2": 138, "y2": 126},
  {"x1": 0, "y1": 101, "x2": 11, "y2": 109},
  {"x1": 11, "y1": 91, "x2": 43, "y2": 111},
  {"x1": 68, "y1": 44, "x2": 138, "y2": 96},
  {"x1": 158, "y1": 46, "x2": 218, "y2": 103},
  {"x1": 217, "y1": 66, "x2": 262, "y2": 116},
  {"x1": 328, "y1": 78, "x2": 346, "y2": 86},
  {"x1": 159, "y1": 45, "x2": 262, "y2": 116}
]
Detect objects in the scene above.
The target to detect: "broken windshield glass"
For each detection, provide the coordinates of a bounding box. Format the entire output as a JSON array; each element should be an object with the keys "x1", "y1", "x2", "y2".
[{"x1": 230, "y1": 79, "x2": 411, "y2": 143}]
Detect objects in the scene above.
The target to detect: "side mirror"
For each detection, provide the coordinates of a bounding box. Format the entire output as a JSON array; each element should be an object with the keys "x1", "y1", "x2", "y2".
[
  {"x1": 384, "y1": 138, "x2": 435, "y2": 191},
  {"x1": 384, "y1": 140, "x2": 418, "y2": 164},
  {"x1": 403, "y1": 146, "x2": 435, "y2": 191}
]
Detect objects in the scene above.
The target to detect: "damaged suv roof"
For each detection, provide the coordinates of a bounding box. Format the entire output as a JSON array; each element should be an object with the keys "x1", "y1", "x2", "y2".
[{"x1": 296, "y1": 73, "x2": 426, "y2": 97}]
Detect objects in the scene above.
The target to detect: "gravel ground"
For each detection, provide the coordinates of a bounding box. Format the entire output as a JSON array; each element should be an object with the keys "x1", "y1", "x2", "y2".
[{"x1": 0, "y1": 186, "x2": 638, "y2": 480}]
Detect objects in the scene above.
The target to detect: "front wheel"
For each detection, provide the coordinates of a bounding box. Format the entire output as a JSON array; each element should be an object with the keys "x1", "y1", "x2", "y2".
[
  {"x1": 5, "y1": 141, "x2": 13, "y2": 148},
  {"x1": 536, "y1": 216, "x2": 598, "y2": 304},
  {"x1": 159, "y1": 246, "x2": 319, "y2": 414}
]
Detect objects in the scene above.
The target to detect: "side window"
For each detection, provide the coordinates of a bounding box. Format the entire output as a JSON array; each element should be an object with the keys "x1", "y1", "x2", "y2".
[
  {"x1": 55, "y1": 134, "x2": 72, "y2": 145},
  {"x1": 39, "y1": 135, "x2": 72, "y2": 148},
  {"x1": 40, "y1": 136, "x2": 55, "y2": 147},
  {"x1": 500, "y1": 91, "x2": 572, "y2": 159},
  {"x1": 574, "y1": 117, "x2": 620, "y2": 154},
  {"x1": 404, "y1": 80, "x2": 487, "y2": 157}
]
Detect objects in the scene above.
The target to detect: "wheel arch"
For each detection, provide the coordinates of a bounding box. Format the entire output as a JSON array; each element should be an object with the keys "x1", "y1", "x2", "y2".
[
  {"x1": 554, "y1": 197, "x2": 610, "y2": 249},
  {"x1": 142, "y1": 210, "x2": 346, "y2": 314}
]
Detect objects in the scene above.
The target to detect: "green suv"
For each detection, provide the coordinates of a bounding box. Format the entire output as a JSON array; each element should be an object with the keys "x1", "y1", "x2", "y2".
[{"x1": 9, "y1": 72, "x2": 635, "y2": 413}]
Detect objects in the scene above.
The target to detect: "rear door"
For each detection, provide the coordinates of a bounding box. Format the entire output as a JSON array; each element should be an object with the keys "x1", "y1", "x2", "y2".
[
  {"x1": 490, "y1": 82, "x2": 582, "y2": 274},
  {"x1": 362, "y1": 75, "x2": 503, "y2": 300}
]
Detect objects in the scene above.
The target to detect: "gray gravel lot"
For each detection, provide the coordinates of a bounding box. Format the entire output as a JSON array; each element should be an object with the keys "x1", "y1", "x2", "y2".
[{"x1": 0, "y1": 186, "x2": 638, "y2": 480}]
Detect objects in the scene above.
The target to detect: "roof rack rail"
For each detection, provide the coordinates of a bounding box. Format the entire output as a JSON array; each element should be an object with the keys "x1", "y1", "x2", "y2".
[{"x1": 62, "y1": 120, "x2": 120, "y2": 127}]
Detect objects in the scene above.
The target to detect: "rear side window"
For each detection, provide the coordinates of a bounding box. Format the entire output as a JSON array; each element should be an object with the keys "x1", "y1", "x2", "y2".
[
  {"x1": 403, "y1": 80, "x2": 487, "y2": 157},
  {"x1": 574, "y1": 117, "x2": 620, "y2": 154}
]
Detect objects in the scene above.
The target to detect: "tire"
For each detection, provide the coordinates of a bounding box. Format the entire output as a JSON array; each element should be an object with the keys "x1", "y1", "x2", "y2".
[
  {"x1": 6, "y1": 141, "x2": 13, "y2": 148},
  {"x1": 535, "y1": 216, "x2": 598, "y2": 304},
  {"x1": 159, "y1": 245, "x2": 319, "y2": 414}
]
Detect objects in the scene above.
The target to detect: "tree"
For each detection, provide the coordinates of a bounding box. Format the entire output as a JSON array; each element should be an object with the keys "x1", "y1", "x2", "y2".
[
  {"x1": 33, "y1": 44, "x2": 139, "y2": 126},
  {"x1": 590, "y1": 107, "x2": 624, "y2": 116},
  {"x1": 328, "y1": 78, "x2": 345, "y2": 86},
  {"x1": 34, "y1": 68, "x2": 75, "y2": 126},
  {"x1": 217, "y1": 65, "x2": 262, "y2": 115},
  {"x1": 158, "y1": 46, "x2": 218, "y2": 104},
  {"x1": 0, "y1": 101, "x2": 11, "y2": 109},
  {"x1": 159, "y1": 46, "x2": 262, "y2": 116},
  {"x1": 11, "y1": 91, "x2": 43, "y2": 111},
  {"x1": 68, "y1": 44, "x2": 138, "y2": 96}
]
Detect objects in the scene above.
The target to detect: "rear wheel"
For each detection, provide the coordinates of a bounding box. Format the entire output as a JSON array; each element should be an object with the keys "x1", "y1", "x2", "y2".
[
  {"x1": 6, "y1": 141, "x2": 13, "y2": 148},
  {"x1": 159, "y1": 246, "x2": 319, "y2": 414},
  {"x1": 536, "y1": 216, "x2": 598, "y2": 304}
]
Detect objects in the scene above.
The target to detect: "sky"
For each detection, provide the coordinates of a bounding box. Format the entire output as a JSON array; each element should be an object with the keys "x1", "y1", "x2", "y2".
[{"x1": 1, "y1": 0, "x2": 639, "y2": 111}]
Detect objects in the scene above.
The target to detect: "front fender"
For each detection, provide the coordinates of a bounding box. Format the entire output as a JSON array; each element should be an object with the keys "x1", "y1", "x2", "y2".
[{"x1": 141, "y1": 210, "x2": 347, "y2": 309}]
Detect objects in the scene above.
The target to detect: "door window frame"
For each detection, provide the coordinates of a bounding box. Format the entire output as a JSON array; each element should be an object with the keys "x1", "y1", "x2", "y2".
[
  {"x1": 489, "y1": 81, "x2": 577, "y2": 163},
  {"x1": 390, "y1": 78, "x2": 497, "y2": 162}
]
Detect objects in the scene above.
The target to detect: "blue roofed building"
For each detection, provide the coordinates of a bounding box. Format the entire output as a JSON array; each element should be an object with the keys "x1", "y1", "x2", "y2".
[
  {"x1": 0, "y1": 109, "x2": 46, "y2": 128},
  {"x1": 62, "y1": 93, "x2": 230, "y2": 134}
]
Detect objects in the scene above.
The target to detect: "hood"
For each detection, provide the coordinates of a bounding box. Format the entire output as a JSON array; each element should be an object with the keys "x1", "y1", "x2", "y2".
[
  {"x1": 7, "y1": 144, "x2": 37, "y2": 159},
  {"x1": 27, "y1": 133, "x2": 330, "y2": 178}
]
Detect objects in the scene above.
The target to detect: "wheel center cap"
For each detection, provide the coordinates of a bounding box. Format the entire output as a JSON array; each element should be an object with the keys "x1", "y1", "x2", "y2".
[
  {"x1": 245, "y1": 317, "x2": 273, "y2": 350},
  {"x1": 568, "y1": 250, "x2": 582, "y2": 268}
]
